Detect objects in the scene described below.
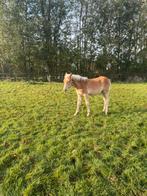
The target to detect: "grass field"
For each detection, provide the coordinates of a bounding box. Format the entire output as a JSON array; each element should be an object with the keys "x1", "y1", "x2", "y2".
[{"x1": 0, "y1": 81, "x2": 147, "y2": 196}]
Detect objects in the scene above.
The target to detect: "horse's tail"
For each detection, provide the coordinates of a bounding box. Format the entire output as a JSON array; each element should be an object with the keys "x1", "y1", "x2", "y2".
[
  {"x1": 108, "y1": 78, "x2": 111, "y2": 89},
  {"x1": 105, "y1": 78, "x2": 111, "y2": 95}
]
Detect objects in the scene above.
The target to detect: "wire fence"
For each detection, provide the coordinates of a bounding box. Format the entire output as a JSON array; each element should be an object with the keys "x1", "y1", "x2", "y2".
[
  {"x1": 0, "y1": 73, "x2": 64, "y2": 82},
  {"x1": 0, "y1": 73, "x2": 146, "y2": 82}
]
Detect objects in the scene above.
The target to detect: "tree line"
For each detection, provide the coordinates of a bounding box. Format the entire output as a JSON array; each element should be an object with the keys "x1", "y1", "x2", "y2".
[{"x1": 0, "y1": 0, "x2": 147, "y2": 81}]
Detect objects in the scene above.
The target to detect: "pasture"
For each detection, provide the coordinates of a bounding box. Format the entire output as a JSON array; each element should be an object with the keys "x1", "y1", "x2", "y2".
[{"x1": 0, "y1": 81, "x2": 147, "y2": 195}]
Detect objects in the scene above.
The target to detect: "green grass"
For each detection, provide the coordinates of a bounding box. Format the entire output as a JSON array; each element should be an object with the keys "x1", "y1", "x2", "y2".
[{"x1": 0, "y1": 81, "x2": 147, "y2": 196}]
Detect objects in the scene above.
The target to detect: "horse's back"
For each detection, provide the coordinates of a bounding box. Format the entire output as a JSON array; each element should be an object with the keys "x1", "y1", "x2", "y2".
[
  {"x1": 91, "y1": 76, "x2": 111, "y2": 87},
  {"x1": 86, "y1": 76, "x2": 111, "y2": 95}
]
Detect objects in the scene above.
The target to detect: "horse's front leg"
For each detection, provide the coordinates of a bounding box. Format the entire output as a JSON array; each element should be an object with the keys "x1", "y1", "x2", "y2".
[
  {"x1": 84, "y1": 94, "x2": 90, "y2": 116},
  {"x1": 102, "y1": 91, "x2": 109, "y2": 115},
  {"x1": 74, "y1": 94, "x2": 82, "y2": 116}
]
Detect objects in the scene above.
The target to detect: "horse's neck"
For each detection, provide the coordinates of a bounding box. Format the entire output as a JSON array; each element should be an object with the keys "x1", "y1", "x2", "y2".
[
  {"x1": 72, "y1": 79, "x2": 85, "y2": 89},
  {"x1": 72, "y1": 80, "x2": 78, "y2": 88}
]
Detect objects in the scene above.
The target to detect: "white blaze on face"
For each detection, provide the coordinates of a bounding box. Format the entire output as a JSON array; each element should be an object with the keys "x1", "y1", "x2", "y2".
[
  {"x1": 64, "y1": 82, "x2": 72, "y2": 91},
  {"x1": 63, "y1": 81, "x2": 72, "y2": 91},
  {"x1": 63, "y1": 73, "x2": 72, "y2": 91}
]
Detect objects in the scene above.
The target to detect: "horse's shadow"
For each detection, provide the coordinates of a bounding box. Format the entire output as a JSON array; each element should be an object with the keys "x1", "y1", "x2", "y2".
[
  {"x1": 93, "y1": 107, "x2": 147, "y2": 117},
  {"x1": 133, "y1": 108, "x2": 147, "y2": 113},
  {"x1": 112, "y1": 107, "x2": 147, "y2": 117}
]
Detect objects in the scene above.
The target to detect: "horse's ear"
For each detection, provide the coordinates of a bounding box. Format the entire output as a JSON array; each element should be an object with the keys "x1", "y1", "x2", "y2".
[{"x1": 69, "y1": 73, "x2": 72, "y2": 77}]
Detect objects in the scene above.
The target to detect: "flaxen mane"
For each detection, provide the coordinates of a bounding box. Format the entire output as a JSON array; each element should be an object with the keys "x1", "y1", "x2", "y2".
[{"x1": 72, "y1": 74, "x2": 88, "y2": 81}]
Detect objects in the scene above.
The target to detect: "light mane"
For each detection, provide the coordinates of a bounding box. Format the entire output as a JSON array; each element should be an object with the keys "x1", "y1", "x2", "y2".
[{"x1": 72, "y1": 74, "x2": 88, "y2": 81}]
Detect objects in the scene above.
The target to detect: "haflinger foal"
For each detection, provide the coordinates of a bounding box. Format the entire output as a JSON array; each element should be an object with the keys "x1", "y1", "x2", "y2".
[{"x1": 63, "y1": 73, "x2": 111, "y2": 116}]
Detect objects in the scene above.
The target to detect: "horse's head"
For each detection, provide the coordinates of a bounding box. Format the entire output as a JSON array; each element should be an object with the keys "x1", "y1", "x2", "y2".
[{"x1": 63, "y1": 73, "x2": 72, "y2": 92}]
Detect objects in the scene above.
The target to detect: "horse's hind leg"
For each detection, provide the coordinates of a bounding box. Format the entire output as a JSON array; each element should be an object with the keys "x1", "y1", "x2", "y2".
[
  {"x1": 102, "y1": 91, "x2": 109, "y2": 115},
  {"x1": 102, "y1": 96, "x2": 106, "y2": 112}
]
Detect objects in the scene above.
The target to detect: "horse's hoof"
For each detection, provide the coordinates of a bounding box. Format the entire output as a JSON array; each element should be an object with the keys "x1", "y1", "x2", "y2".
[
  {"x1": 74, "y1": 113, "x2": 78, "y2": 116},
  {"x1": 87, "y1": 113, "x2": 90, "y2": 117}
]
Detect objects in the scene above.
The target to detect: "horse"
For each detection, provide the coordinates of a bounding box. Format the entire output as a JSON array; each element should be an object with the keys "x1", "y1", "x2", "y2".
[{"x1": 63, "y1": 73, "x2": 111, "y2": 116}]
